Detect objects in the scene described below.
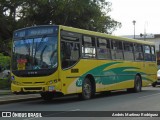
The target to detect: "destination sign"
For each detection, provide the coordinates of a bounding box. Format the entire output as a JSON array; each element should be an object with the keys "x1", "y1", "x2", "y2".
[{"x1": 14, "y1": 26, "x2": 58, "y2": 38}]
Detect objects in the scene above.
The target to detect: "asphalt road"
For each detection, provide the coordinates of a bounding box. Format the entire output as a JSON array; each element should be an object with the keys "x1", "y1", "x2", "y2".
[{"x1": 1, "y1": 86, "x2": 160, "y2": 120}]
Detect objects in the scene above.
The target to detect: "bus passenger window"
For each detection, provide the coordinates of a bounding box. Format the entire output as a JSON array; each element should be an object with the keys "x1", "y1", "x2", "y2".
[
  {"x1": 123, "y1": 42, "x2": 134, "y2": 61},
  {"x1": 111, "y1": 40, "x2": 123, "y2": 59},
  {"x1": 151, "y1": 46, "x2": 156, "y2": 61},
  {"x1": 82, "y1": 36, "x2": 96, "y2": 58},
  {"x1": 97, "y1": 38, "x2": 111, "y2": 59},
  {"x1": 134, "y1": 44, "x2": 144, "y2": 61},
  {"x1": 144, "y1": 45, "x2": 152, "y2": 61}
]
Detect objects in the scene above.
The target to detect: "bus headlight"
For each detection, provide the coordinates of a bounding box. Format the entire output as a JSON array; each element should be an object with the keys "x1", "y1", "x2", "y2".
[
  {"x1": 48, "y1": 80, "x2": 54, "y2": 84},
  {"x1": 47, "y1": 79, "x2": 58, "y2": 85}
]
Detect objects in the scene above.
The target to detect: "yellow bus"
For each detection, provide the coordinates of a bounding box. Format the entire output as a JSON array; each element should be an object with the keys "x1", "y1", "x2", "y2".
[{"x1": 11, "y1": 25, "x2": 157, "y2": 100}]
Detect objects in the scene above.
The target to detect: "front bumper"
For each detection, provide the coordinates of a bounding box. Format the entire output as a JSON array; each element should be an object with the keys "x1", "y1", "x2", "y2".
[{"x1": 11, "y1": 84, "x2": 57, "y2": 94}]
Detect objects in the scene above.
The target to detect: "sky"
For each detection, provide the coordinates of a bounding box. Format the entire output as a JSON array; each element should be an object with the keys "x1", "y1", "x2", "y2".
[{"x1": 108, "y1": 0, "x2": 160, "y2": 36}]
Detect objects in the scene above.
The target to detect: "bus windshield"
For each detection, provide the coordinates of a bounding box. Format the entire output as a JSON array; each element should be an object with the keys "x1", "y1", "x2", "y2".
[{"x1": 12, "y1": 36, "x2": 58, "y2": 71}]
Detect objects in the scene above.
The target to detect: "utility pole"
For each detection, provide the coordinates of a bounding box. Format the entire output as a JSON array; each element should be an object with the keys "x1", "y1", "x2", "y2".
[{"x1": 132, "y1": 20, "x2": 136, "y2": 39}]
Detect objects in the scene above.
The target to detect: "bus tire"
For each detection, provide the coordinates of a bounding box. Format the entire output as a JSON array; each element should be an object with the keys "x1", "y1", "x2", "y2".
[
  {"x1": 79, "y1": 78, "x2": 92, "y2": 100},
  {"x1": 134, "y1": 75, "x2": 142, "y2": 92},
  {"x1": 127, "y1": 75, "x2": 142, "y2": 93},
  {"x1": 40, "y1": 92, "x2": 54, "y2": 101}
]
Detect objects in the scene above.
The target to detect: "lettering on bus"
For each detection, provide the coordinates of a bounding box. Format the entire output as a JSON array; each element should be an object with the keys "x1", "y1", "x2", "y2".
[
  {"x1": 27, "y1": 28, "x2": 54, "y2": 36},
  {"x1": 71, "y1": 68, "x2": 79, "y2": 73},
  {"x1": 14, "y1": 26, "x2": 58, "y2": 38}
]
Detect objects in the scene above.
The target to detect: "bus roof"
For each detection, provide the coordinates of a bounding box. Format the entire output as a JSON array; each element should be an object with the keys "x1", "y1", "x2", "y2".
[
  {"x1": 14, "y1": 25, "x2": 154, "y2": 45},
  {"x1": 59, "y1": 25, "x2": 154, "y2": 46}
]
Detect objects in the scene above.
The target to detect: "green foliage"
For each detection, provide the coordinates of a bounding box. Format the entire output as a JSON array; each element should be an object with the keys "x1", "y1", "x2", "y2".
[
  {"x1": 19, "y1": 0, "x2": 121, "y2": 33},
  {"x1": 0, "y1": 53, "x2": 10, "y2": 70},
  {"x1": 0, "y1": 78, "x2": 11, "y2": 89}
]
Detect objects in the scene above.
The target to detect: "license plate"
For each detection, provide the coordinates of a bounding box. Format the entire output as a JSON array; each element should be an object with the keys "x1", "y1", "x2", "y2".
[{"x1": 48, "y1": 86, "x2": 54, "y2": 91}]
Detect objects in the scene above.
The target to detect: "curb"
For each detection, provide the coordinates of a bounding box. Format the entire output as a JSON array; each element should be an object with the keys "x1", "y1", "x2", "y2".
[
  {"x1": 0, "y1": 93, "x2": 12, "y2": 96},
  {"x1": 0, "y1": 95, "x2": 41, "y2": 105}
]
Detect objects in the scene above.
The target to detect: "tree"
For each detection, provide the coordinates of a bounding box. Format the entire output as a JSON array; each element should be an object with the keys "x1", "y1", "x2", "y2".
[
  {"x1": 0, "y1": 0, "x2": 24, "y2": 55},
  {"x1": 0, "y1": 0, "x2": 121, "y2": 55},
  {"x1": 20, "y1": 0, "x2": 121, "y2": 33},
  {"x1": 0, "y1": 53, "x2": 10, "y2": 70}
]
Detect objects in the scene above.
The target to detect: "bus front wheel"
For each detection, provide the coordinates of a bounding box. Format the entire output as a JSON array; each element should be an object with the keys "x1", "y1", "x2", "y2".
[
  {"x1": 40, "y1": 92, "x2": 54, "y2": 101},
  {"x1": 79, "y1": 78, "x2": 92, "y2": 100}
]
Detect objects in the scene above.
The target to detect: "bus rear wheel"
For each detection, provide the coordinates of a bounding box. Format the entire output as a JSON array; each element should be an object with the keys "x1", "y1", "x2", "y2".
[
  {"x1": 79, "y1": 78, "x2": 93, "y2": 100},
  {"x1": 134, "y1": 75, "x2": 142, "y2": 92},
  {"x1": 127, "y1": 75, "x2": 142, "y2": 93}
]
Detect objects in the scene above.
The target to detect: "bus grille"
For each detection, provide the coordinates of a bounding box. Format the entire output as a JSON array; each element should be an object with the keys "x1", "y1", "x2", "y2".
[
  {"x1": 22, "y1": 82, "x2": 45, "y2": 85},
  {"x1": 24, "y1": 87, "x2": 42, "y2": 90},
  {"x1": 23, "y1": 82, "x2": 32, "y2": 84}
]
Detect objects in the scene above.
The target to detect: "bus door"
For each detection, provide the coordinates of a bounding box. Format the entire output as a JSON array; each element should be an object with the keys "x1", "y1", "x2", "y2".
[{"x1": 59, "y1": 30, "x2": 81, "y2": 94}]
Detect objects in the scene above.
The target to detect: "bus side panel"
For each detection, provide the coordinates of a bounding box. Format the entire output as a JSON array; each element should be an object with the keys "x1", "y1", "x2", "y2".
[
  {"x1": 60, "y1": 60, "x2": 129, "y2": 95},
  {"x1": 105, "y1": 61, "x2": 135, "y2": 90},
  {"x1": 143, "y1": 62, "x2": 157, "y2": 86},
  {"x1": 98, "y1": 60, "x2": 117, "y2": 92},
  {"x1": 60, "y1": 60, "x2": 157, "y2": 95},
  {"x1": 112, "y1": 61, "x2": 157, "y2": 89},
  {"x1": 59, "y1": 59, "x2": 104, "y2": 95},
  {"x1": 59, "y1": 69, "x2": 77, "y2": 95}
]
